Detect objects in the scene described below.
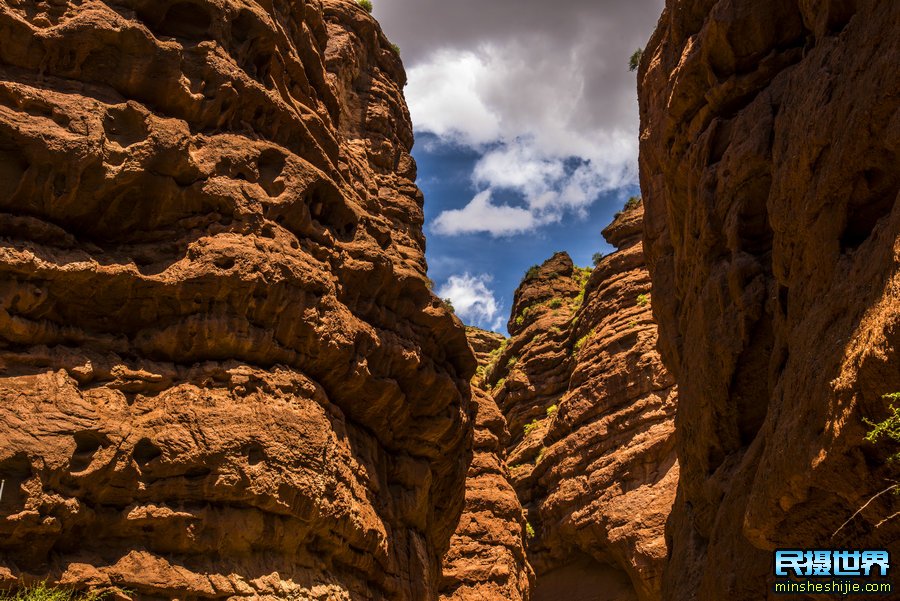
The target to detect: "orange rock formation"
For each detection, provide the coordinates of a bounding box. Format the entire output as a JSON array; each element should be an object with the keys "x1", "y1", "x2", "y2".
[
  {"x1": 0, "y1": 1, "x2": 474, "y2": 598},
  {"x1": 639, "y1": 1, "x2": 900, "y2": 598}
]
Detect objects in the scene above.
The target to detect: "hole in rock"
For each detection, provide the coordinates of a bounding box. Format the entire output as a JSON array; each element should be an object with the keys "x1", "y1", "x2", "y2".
[
  {"x1": 246, "y1": 444, "x2": 265, "y2": 466},
  {"x1": 70, "y1": 431, "x2": 108, "y2": 472},
  {"x1": 0, "y1": 145, "x2": 29, "y2": 202},
  {"x1": 133, "y1": 438, "x2": 162, "y2": 465},
  {"x1": 214, "y1": 256, "x2": 236, "y2": 270},
  {"x1": 824, "y1": 0, "x2": 856, "y2": 35},
  {"x1": 102, "y1": 106, "x2": 148, "y2": 148},
  {"x1": 230, "y1": 9, "x2": 258, "y2": 45},
  {"x1": 252, "y1": 53, "x2": 274, "y2": 87},
  {"x1": 306, "y1": 180, "x2": 358, "y2": 242},
  {"x1": 0, "y1": 453, "x2": 32, "y2": 513},
  {"x1": 157, "y1": 2, "x2": 213, "y2": 40},
  {"x1": 257, "y1": 148, "x2": 286, "y2": 197},
  {"x1": 840, "y1": 167, "x2": 897, "y2": 252}
]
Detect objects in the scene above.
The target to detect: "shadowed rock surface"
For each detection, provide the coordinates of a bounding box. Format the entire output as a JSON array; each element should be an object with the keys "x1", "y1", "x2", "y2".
[
  {"x1": 639, "y1": 1, "x2": 900, "y2": 598},
  {"x1": 439, "y1": 328, "x2": 534, "y2": 601},
  {"x1": 0, "y1": 0, "x2": 475, "y2": 598},
  {"x1": 483, "y1": 204, "x2": 678, "y2": 601}
]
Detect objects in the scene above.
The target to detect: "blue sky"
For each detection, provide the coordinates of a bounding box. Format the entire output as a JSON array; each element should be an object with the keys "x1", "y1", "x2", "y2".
[
  {"x1": 416, "y1": 133, "x2": 636, "y2": 332},
  {"x1": 373, "y1": 0, "x2": 664, "y2": 333}
]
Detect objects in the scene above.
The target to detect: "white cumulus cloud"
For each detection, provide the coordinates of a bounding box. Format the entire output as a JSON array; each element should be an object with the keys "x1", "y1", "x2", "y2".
[
  {"x1": 436, "y1": 273, "x2": 504, "y2": 330},
  {"x1": 432, "y1": 190, "x2": 538, "y2": 236},
  {"x1": 406, "y1": 43, "x2": 640, "y2": 237}
]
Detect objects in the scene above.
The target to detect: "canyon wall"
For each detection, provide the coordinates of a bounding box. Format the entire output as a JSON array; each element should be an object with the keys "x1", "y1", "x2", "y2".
[
  {"x1": 0, "y1": 0, "x2": 476, "y2": 599},
  {"x1": 639, "y1": 1, "x2": 900, "y2": 598},
  {"x1": 483, "y1": 204, "x2": 678, "y2": 601},
  {"x1": 439, "y1": 328, "x2": 533, "y2": 601}
]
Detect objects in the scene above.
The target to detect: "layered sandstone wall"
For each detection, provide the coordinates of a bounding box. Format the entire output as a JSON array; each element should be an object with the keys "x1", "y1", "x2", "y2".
[
  {"x1": 440, "y1": 329, "x2": 534, "y2": 601},
  {"x1": 0, "y1": 0, "x2": 475, "y2": 599},
  {"x1": 639, "y1": 1, "x2": 900, "y2": 598},
  {"x1": 483, "y1": 204, "x2": 678, "y2": 601}
]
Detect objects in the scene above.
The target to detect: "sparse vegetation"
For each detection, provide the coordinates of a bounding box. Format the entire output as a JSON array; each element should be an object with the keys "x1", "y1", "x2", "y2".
[
  {"x1": 357, "y1": 0, "x2": 373, "y2": 13},
  {"x1": 592, "y1": 252, "x2": 604, "y2": 266},
  {"x1": 636, "y1": 293, "x2": 650, "y2": 307},
  {"x1": 494, "y1": 377, "x2": 506, "y2": 391},
  {"x1": 536, "y1": 446, "x2": 548, "y2": 463},
  {"x1": 629, "y1": 48, "x2": 643, "y2": 72},
  {"x1": 573, "y1": 287, "x2": 585, "y2": 308},
  {"x1": 0, "y1": 584, "x2": 108, "y2": 601},
  {"x1": 548, "y1": 298, "x2": 563, "y2": 309},
  {"x1": 546, "y1": 404, "x2": 558, "y2": 417},
  {"x1": 525, "y1": 521, "x2": 535, "y2": 538},
  {"x1": 390, "y1": 43, "x2": 400, "y2": 55},
  {"x1": 442, "y1": 297, "x2": 455, "y2": 313},
  {"x1": 628, "y1": 319, "x2": 638, "y2": 329},
  {"x1": 614, "y1": 196, "x2": 642, "y2": 219},
  {"x1": 574, "y1": 328, "x2": 596, "y2": 353},
  {"x1": 864, "y1": 393, "x2": 900, "y2": 464},
  {"x1": 515, "y1": 303, "x2": 541, "y2": 327},
  {"x1": 524, "y1": 265, "x2": 541, "y2": 281},
  {"x1": 507, "y1": 356, "x2": 518, "y2": 369},
  {"x1": 523, "y1": 419, "x2": 541, "y2": 436},
  {"x1": 570, "y1": 267, "x2": 592, "y2": 309},
  {"x1": 578, "y1": 266, "x2": 592, "y2": 281},
  {"x1": 483, "y1": 339, "x2": 509, "y2": 382}
]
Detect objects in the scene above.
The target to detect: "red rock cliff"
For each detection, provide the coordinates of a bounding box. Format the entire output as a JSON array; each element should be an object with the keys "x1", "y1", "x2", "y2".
[
  {"x1": 440, "y1": 328, "x2": 534, "y2": 601},
  {"x1": 639, "y1": 1, "x2": 900, "y2": 598},
  {"x1": 483, "y1": 203, "x2": 678, "y2": 601},
  {"x1": 0, "y1": 0, "x2": 475, "y2": 598}
]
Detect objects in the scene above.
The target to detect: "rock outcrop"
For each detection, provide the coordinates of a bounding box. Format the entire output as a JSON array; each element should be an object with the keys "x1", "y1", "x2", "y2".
[
  {"x1": 0, "y1": 0, "x2": 475, "y2": 599},
  {"x1": 440, "y1": 328, "x2": 533, "y2": 601},
  {"x1": 639, "y1": 1, "x2": 900, "y2": 598},
  {"x1": 484, "y1": 203, "x2": 678, "y2": 601}
]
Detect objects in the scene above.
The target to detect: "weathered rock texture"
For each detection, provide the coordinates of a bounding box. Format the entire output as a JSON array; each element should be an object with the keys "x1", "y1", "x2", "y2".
[
  {"x1": 639, "y1": 1, "x2": 900, "y2": 599},
  {"x1": 0, "y1": 0, "x2": 475, "y2": 599},
  {"x1": 484, "y1": 204, "x2": 678, "y2": 601},
  {"x1": 439, "y1": 328, "x2": 533, "y2": 601}
]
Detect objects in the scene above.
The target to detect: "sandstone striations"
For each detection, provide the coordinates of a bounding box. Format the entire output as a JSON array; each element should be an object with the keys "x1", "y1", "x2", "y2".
[
  {"x1": 439, "y1": 328, "x2": 533, "y2": 601},
  {"x1": 484, "y1": 203, "x2": 678, "y2": 601},
  {"x1": 0, "y1": 0, "x2": 475, "y2": 599},
  {"x1": 639, "y1": 1, "x2": 900, "y2": 598}
]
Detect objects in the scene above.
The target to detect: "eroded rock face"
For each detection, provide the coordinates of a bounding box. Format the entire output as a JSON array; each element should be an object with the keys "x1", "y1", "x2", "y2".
[
  {"x1": 0, "y1": 0, "x2": 474, "y2": 598},
  {"x1": 639, "y1": 1, "x2": 900, "y2": 598},
  {"x1": 484, "y1": 206, "x2": 678, "y2": 601},
  {"x1": 440, "y1": 328, "x2": 534, "y2": 601}
]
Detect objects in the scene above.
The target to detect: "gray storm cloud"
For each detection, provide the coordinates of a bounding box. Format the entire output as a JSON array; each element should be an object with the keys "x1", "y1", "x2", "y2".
[{"x1": 374, "y1": 0, "x2": 663, "y2": 133}]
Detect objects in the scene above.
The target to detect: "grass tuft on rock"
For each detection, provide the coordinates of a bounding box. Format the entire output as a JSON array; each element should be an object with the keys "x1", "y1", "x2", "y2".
[{"x1": 0, "y1": 584, "x2": 107, "y2": 601}]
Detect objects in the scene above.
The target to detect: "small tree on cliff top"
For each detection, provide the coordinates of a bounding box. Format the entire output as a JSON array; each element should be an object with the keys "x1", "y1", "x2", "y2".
[
  {"x1": 357, "y1": 0, "x2": 373, "y2": 13},
  {"x1": 629, "y1": 48, "x2": 643, "y2": 71}
]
